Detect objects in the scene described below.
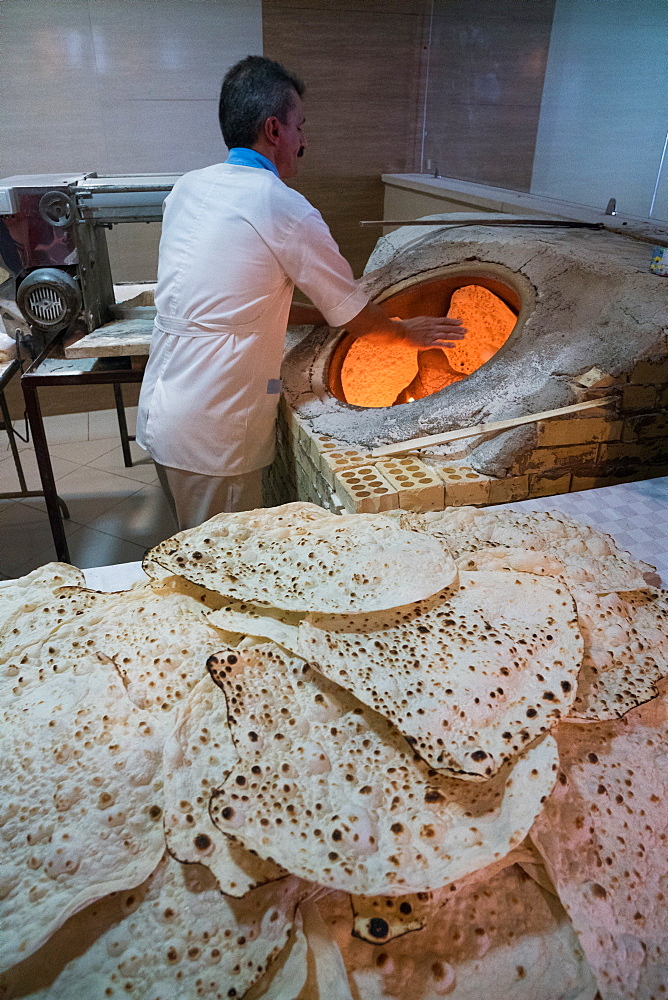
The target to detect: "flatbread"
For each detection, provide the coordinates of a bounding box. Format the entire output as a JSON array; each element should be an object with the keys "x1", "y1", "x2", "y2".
[
  {"x1": 208, "y1": 642, "x2": 559, "y2": 896},
  {"x1": 0, "y1": 651, "x2": 165, "y2": 972},
  {"x1": 513, "y1": 838, "x2": 558, "y2": 897},
  {"x1": 0, "y1": 564, "x2": 93, "y2": 666},
  {"x1": 0, "y1": 855, "x2": 308, "y2": 1000},
  {"x1": 531, "y1": 692, "x2": 668, "y2": 1000},
  {"x1": 143, "y1": 501, "x2": 329, "y2": 589},
  {"x1": 1, "y1": 586, "x2": 124, "y2": 682},
  {"x1": 163, "y1": 675, "x2": 287, "y2": 896},
  {"x1": 316, "y1": 866, "x2": 597, "y2": 1000},
  {"x1": 142, "y1": 557, "x2": 174, "y2": 581},
  {"x1": 349, "y1": 842, "x2": 539, "y2": 944},
  {"x1": 145, "y1": 502, "x2": 458, "y2": 613},
  {"x1": 351, "y1": 891, "x2": 433, "y2": 944},
  {"x1": 420, "y1": 508, "x2": 655, "y2": 593},
  {"x1": 296, "y1": 897, "x2": 353, "y2": 1000},
  {"x1": 146, "y1": 572, "x2": 230, "y2": 611},
  {"x1": 207, "y1": 600, "x2": 303, "y2": 655},
  {"x1": 70, "y1": 578, "x2": 236, "y2": 732},
  {"x1": 0, "y1": 563, "x2": 84, "y2": 622},
  {"x1": 569, "y1": 587, "x2": 668, "y2": 720},
  {"x1": 2, "y1": 575, "x2": 236, "y2": 733},
  {"x1": 1, "y1": 587, "x2": 142, "y2": 707},
  {"x1": 300, "y1": 571, "x2": 582, "y2": 780},
  {"x1": 246, "y1": 915, "x2": 309, "y2": 1000}
]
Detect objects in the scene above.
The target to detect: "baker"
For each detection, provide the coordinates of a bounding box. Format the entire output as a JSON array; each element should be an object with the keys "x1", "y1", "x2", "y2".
[{"x1": 137, "y1": 56, "x2": 466, "y2": 530}]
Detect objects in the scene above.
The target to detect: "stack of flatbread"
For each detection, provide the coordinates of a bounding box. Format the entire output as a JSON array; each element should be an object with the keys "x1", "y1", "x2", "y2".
[{"x1": 1, "y1": 501, "x2": 667, "y2": 1000}]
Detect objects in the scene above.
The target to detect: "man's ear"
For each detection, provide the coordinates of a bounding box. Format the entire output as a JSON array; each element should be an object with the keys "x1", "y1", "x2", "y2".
[{"x1": 264, "y1": 116, "x2": 281, "y2": 146}]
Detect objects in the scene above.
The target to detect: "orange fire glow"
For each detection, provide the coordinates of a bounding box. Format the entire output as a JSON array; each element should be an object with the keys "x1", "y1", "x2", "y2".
[{"x1": 339, "y1": 284, "x2": 517, "y2": 408}]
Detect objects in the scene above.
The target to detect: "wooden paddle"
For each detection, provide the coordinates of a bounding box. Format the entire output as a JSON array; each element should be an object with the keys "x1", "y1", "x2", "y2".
[{"x1": 370, "y1": 396, "x2": 615, "y2": 458}]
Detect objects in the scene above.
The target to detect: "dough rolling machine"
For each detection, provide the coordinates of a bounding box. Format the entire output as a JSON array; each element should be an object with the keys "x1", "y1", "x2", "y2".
[{"x1": 0, "y1": 173, "x2": 175, "y2": 357}]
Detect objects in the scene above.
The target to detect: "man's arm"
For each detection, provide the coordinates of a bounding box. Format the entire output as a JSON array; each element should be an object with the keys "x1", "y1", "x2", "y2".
[
  {"x1": 284, "y1": 209, "x2": 465, "y2": 346},
  {"x1": 289, "y1": 298, "x2": 465, "y2": 349}
]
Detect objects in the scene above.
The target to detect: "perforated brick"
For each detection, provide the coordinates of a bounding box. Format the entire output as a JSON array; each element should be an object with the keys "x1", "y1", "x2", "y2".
[
  {"x1": 320, "y1": 446, "x2": 374, "y2": 487},
  {"x1": 334, "y1": 465, "x2": 399, "y2": 513},
  {"x1": 374, "y1": 457, "x2": 445, "y2": 512},
  {"x1": 436, "y1": 464, "x2": 492, "y2": 505},
  {"x1": 309, "y1": 433, "x2": 337, "y2": 465}
]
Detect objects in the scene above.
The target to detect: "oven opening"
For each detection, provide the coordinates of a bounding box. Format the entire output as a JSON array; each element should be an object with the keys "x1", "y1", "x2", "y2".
[{"x1": 329, "y1": 275, "x2": 520, "y2": 408}]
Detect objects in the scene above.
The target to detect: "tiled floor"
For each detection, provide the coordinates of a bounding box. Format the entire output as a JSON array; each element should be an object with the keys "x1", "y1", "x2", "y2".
[{"x1": 0, "y1": 406, "x2": 177, "y2": 580}]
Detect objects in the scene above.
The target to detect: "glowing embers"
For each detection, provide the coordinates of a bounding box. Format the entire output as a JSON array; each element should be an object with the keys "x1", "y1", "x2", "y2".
[{"x1": 338, "y1": 284, "x2": 517, "y2": 408}]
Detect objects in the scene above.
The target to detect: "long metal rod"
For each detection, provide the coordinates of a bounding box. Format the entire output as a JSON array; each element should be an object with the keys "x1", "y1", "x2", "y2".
[
  {"x1": 419, "y1": 0, "x2": 435, "y2": 173},
  {"x1": 649, "y1": 131, "x2": 668, "y2": 218},
  {"x1": 360, "y1": 218, "x2": 603, "y2": 229},
  {"x1": 0, "y1": 362, "x2": 69, "y2": 514},
  {"x1": 76, "y1": 184, "x2": 176, "y2": 196},
  {"x1": 0, "y1": 490, "x2": 69, "y2": 517}
]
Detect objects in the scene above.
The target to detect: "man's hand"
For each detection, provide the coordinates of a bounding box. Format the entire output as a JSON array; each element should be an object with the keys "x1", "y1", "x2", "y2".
[
  {"x1": 400, "y1": 316, "x2": 466, "y2": 349},
  {"x1": 344, "y1": 300, "x2": 467, "y2": 349}
]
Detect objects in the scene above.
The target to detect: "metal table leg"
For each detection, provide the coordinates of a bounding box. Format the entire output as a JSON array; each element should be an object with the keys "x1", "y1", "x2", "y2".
[
  {"x1": 113, "y1": 382, "x2": 133, "y2": 468},
  {"x1": 0, "y1": 489, "x2": 69, "y2": 517},
  {"x1": 22, "y1": 381, "x2": 70, "y2": 563},
  {"x1": 0, "y1": 387, "x2": 28, "y2": 492}
]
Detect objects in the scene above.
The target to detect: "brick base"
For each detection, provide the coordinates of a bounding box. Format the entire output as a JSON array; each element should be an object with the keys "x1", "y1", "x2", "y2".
[{"x1": 269, "y1": 390, "x2": 668, "y2": 514}]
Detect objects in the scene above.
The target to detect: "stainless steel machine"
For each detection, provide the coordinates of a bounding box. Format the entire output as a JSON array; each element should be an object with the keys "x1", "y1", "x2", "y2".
[{"x1": 0, "y1": 173, "x2": 178, "y2": 355}]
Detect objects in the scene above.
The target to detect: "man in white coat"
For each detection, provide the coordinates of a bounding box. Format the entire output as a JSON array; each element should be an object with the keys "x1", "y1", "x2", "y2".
[{"x1": 137, "y1": 56, "x2": 465, "y2": 529}]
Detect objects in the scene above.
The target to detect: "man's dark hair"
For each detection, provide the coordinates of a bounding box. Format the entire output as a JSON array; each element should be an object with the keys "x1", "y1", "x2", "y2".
[{"x1": 219, "y1": 56, "x2": 305, "y2": 148}]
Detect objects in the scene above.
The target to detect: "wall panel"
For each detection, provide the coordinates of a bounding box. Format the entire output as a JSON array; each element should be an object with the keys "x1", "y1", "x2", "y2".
[
  {"x1": 531, "y1": 0, "x2": 668, "y2": 220},
  {"x1": 424, "y1": 0, "x2": 555, "y2": 192},
  {"x1": 262, "y1": 0, "x2": 429, "y2": 277},
  {"x1": 0, "y1": 0, "x2": 262, "y2": 281}
]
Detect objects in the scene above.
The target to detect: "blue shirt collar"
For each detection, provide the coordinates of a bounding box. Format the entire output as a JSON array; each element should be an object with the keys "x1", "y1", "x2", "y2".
[{"x1": 225, "y1": 147, "x2": 280, "y2": 178}]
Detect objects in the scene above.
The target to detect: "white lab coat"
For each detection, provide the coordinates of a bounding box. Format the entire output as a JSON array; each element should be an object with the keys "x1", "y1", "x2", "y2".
[{"x1": 136, "y1": 163, "x2": 368, "y2": 476}]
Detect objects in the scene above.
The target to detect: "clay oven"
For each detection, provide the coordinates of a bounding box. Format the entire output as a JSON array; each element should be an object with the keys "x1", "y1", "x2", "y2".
[{"x1": 269, "y1": 221, "x2": 668, "y2": 514}]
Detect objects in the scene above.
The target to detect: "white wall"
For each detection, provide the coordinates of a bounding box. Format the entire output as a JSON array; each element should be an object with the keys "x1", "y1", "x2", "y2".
[
  {"x1": 0, "y1": 0, "x2": 263, "y2": 278},
  {"x1": 531, "y1": 0, "x2": 668, "y2": 221}
]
